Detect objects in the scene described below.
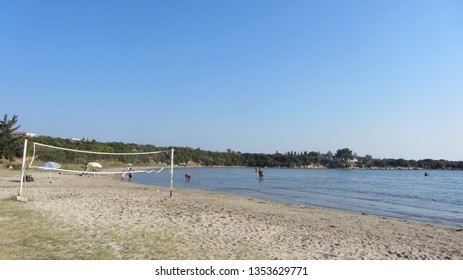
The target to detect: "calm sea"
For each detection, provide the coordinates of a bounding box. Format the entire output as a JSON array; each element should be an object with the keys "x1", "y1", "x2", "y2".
[{"x1": 133, "y1": 168, "x2": 463, "y2": 228}]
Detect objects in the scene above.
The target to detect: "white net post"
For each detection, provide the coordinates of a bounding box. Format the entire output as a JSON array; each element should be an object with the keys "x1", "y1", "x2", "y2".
[
  {"x1": 170, "y1": 148, "x2": 174, "y2": 197},
  {"x1": 17, "y1": 138, "x2": 28, "y2": 202}
]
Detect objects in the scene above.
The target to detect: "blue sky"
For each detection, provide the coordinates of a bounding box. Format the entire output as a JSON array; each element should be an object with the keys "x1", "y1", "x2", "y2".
[{"x1": 1, "y1": 0, "x2": 462, "y2": 160}]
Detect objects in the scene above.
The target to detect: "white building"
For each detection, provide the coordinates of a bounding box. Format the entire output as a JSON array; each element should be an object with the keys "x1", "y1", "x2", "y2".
[{"x1": 12, "y1": 131, "x2": 37, "y2": 137}]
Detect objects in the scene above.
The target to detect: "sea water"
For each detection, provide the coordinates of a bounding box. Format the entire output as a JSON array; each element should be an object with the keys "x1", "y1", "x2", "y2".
[{"x1": 133, "y1": 168, "x2": 463, "y2": 228}]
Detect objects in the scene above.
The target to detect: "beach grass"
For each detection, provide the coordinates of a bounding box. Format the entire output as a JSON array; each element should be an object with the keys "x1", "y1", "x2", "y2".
[
  {"x1": 0, "y1": 196, "x2": 262, "y2": 260},
  {"x1": 0, "y1": 196, "x2": 171, "y2": 259},
  {"x1": 0, "y1": 198, "x2": 115, "y2": 259}
]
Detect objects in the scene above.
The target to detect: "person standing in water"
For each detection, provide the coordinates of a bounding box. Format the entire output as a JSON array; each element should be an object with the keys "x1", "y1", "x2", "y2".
[
  {"x1": 128, "y1": 167, "x2": 133, "y2": 182},
  {"x1": 258, "y1": 168, "x2": 264, "y2": 179}
]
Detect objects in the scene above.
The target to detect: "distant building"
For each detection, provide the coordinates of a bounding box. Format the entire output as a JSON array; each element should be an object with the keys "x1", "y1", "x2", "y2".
[
  {"x1": 12, "y1": 131, "x2": 37, "y2": 137},
  {"x1": 70, "y1": 138, "x2": 82, "y2": 141}
]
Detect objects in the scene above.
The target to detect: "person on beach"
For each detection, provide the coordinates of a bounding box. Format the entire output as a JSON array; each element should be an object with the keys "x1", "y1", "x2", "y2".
[
  {"x1": 121, "y1": 171, "x2": 126, "y2": 181},
  {"x1": 82, "y1": 163, "x2": 89, "y2": 176}
]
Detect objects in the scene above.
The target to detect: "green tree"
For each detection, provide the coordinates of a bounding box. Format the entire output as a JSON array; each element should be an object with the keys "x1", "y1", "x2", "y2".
[
  {"x1": 308, "y1": 151, "x2": 322, "y2": 165},
  {"x1": 334, "y1": 148, "x2": 354, "y2": 162},
  {"x1": 364, "y1": 154, "x2": 373, "y2": 163},
  {"x1": 331, "y1": 148, "x2": 355, "y2": 168},
  {"x1": 0, "y1": 114, "x2": 21, "y2": 161}
]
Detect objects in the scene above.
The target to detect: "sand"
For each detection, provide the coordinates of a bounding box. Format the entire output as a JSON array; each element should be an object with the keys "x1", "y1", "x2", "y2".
[{"x1": 0, "y1": 170, "x2": 462, "y2": 260}]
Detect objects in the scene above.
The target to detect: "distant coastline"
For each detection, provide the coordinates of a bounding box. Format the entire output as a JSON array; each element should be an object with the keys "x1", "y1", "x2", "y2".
[
  {"x1": 4, "y1": 135, "x2": 463, "y2": 171},
  {"x1": 176, "y1": 163, "x2": 460, "y2": 171}
]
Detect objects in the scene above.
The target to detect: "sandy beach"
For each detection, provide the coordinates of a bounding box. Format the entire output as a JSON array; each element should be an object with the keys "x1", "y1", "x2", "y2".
[{"x1": 0, "y1": 170, "x2": 462, "y2": 260}]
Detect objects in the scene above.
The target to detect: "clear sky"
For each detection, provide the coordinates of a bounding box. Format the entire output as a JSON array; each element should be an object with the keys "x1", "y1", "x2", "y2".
[{"x1": 1, "y1": 0, "x2": 462, "y2": 160}]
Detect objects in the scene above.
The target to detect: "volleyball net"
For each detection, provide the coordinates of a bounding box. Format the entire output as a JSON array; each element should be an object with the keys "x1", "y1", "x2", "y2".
[
  {"x1": 17, "y1": 139, "x2": 175, "y2": 201},
  {"x1": 28, "y1": 142, "x2": 172, "y2": 175}
]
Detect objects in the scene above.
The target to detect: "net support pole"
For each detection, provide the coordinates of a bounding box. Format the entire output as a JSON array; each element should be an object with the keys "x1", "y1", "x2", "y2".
[
  {"x1": 17, "y1": 138, "x2": 28, "y2": 202},
  {"x1": 170, "y1": 148, "x2": 174, "y2": 197}
]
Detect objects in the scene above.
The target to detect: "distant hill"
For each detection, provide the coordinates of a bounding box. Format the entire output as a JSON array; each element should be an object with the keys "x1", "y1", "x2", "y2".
[{"x1": 8, "y1": 136, "x2": 462, "y2": 170}]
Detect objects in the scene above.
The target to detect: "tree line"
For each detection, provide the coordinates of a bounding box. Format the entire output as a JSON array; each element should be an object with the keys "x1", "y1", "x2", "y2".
[
  {"x1": 172, "y1": 147, "x2": 463, "y2": 170},
  {"x1": 1, "y1": 114, "x2": 463, "y2": 170},
  {"x1": 0, "y1": 114, "x2": 22, "y2": 161}
]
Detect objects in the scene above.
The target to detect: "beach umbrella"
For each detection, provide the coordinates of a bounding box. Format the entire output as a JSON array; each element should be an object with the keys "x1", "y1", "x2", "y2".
[
  {"x1": 40, "y1": 162, "x2": 61, "y2": 183},
  {"x1": 41, "y1": 162, "x2": 61, "y2": 169},
  {"x1": 87, "y1": 162, "x2": 102, "y2": 168}
]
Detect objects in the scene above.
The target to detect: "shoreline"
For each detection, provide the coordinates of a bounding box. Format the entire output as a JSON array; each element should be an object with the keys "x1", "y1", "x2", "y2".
[
  {"x1": 1, "y1": 170, "x2": 462, "y2": 259},
  {"x1": 176, "y1": 165, "x2": 462, "y2": 171},
  {"x1": 141, "y1": 167, "x2": 463, "y2": 229}
]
